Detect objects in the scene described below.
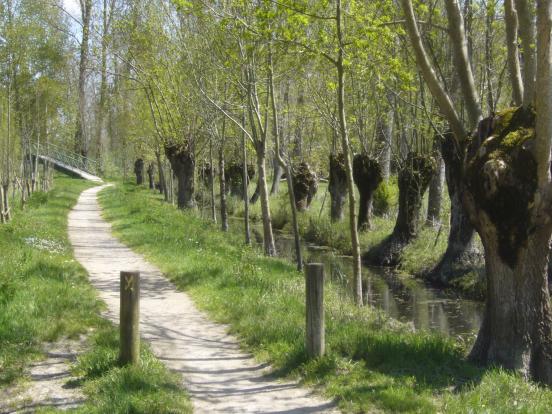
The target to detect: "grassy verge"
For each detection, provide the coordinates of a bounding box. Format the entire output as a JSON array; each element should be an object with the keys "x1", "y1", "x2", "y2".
[
  {"x1": 0, "y1": 174, "x2": 190, "y2": 413},
  {"x1": 99, "y1": 182, "x2": 552, "y2": 413}
]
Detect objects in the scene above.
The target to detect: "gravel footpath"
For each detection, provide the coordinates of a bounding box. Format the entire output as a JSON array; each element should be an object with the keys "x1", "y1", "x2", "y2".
[{"x1": 68, "y1": 185, "x2": 338, "y2": 414}]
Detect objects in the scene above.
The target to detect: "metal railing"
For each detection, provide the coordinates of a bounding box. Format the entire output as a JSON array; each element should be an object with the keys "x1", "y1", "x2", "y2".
[{"x1": 32, "y1": 143, "x2": 101, "y2": 176}]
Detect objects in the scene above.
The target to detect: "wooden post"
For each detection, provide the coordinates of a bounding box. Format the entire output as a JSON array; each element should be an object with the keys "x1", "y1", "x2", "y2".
[
  {"x1": 120, "y1": 271, "x2": 140, "y2": 365},
  {"x1": 305, "y1": 263, "x2": 325, "y2": 358}
]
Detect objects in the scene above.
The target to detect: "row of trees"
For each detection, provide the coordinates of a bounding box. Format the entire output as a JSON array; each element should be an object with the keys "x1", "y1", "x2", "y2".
[{"x1": 3, "y1": 0, "x2": 552, "y2": 386}]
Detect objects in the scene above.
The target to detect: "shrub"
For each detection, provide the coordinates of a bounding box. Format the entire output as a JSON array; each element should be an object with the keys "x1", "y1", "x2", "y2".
[{"x1": 373, "y1": 180, "x2": 396, "y2": 217}]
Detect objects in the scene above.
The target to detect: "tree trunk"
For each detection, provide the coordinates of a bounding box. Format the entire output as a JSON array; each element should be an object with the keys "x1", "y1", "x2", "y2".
[
  {"x1": 292, "y1": 162, "x2": 318, "y2": 211},
  {"x1": 219, "y1": 148, "x2": 228, "y2": 232},
  {"x1": 250, "y1": 182, "x2": 260, "y2": 204},
  {"x1": 426, "y1": 138, "x2": 445, "y2": 226},
  {"x1": 242, "y1": 124, "x2": 250, "y2": 244},
  {"x1": 353, "y1": 154, "x2": 383, "y2": 231},
  {"x1": 428, "y1": 132, "x2": 478, "y2": 284},
  {"x1": 155, "y1": 150, "x2": 168, "y2": 201},
  {"x1": 255, "y1": 142, "x2": 276, "y2": 256},
  {"x1": 209, "y1": 141, "x2": 217, "y2": 223},
  {"x1": 444, "y1": 0, "x2": 482, "y2": 127},
  {"x1": 270, "y1": 151, "x2": 283, "y2": 195},
  {"x1": 147, "y1": 163, "x2": 155, "y2": 190},
  {"x1": 515, "y1": 0, "x2": 536, "y2": 106},
  {"x1": 134, "y1": 159, "x2": 144, "y2": 185},
  {"x1": 165, "y1": 145, "x2": 195, "y2": 209},
  {"x1": 336, "y1": 0, "x2": 362, "y2": 305},
  {"x1": 328, "y1": 153, "x2": 348, "y2": 221},
  {"x1": 504, "y1": 0, "x2": 524, "y2": 105},
  {"x1": 468, "y1": 229, "x2": 552, "y2": 384},
  {"x1": 377, "y1": 105, "x2": 393, "y2": 182},
  {"x1": 463, "y1": 108, "x2": 552, "y2": 383},
  {"x1": 364, "y1": 153, "x2": 435, "y2": 266},
  {"x1": 269, "y1": 48, "x2": 301, "y2": 269},
  {"x1": 225, "y1": 163, "x2": 253, "y2": 200}
]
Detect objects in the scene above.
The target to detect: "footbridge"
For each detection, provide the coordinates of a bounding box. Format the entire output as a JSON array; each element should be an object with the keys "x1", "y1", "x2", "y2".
[{"x1": 32, "y1": 143, "x2": 103, "y2": 183}]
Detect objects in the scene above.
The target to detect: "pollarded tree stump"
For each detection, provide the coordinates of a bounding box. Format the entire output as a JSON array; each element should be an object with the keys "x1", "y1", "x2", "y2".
[
  {"x1": 134, "y1": 159, "x2": 145, "y2": 186},
  {"x1": 224, "y1": 163, "x2": 255, "y2": 200},
  {"x1": 292, "y1": 162, "x2": 318, "y2": 212},
  {"x1": 364, "y1": 152, "x2": 435, "y2": 266},
  {"x1": 353, "y1": 154, "x2": 383, "y2": 231},
  {"x1": 165, "y1": 144, "x2": 196, "y2": 209}
]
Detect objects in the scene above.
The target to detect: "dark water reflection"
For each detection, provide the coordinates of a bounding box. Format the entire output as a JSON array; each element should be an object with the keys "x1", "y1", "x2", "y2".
[{"x1": 254, "y1": 227, "x2": 483, "y2": 340}]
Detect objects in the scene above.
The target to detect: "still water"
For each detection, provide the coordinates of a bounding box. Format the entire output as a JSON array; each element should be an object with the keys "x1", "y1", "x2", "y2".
[{"x1": 257, "y1": 227, "x2": 484, "y2": 340}]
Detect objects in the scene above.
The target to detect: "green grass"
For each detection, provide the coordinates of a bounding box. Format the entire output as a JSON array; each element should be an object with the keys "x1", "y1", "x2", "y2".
[
  {"x1": 0, "y1": 175, "x2": 98, "y2": 384},
  {"x1": 67, "y1": 325, "x2": 192, "y2": 414},
  {"x1": 98, "y1": 182, "x2": 552, "y2": 413},
  {"x1": 0, "y1": 174, "x2": 191, "y2": 413}
]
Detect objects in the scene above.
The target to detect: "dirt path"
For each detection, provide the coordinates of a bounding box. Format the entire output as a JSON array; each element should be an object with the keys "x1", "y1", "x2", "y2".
[
  {"x1": 0, "y1": 337, "x2": 86, "y2": 413},
  {"x1": 68, "y1": 185, "x2": 337, "y2": 414}
]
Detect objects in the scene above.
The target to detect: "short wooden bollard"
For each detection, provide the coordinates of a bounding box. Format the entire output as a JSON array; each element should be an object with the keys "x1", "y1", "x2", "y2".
[
  {"x1": 305, "y1": 263, "x2": 325, "y2": 358},
  {"x1": 120, "y1": 271, "x2": 140, "y2": 365}
]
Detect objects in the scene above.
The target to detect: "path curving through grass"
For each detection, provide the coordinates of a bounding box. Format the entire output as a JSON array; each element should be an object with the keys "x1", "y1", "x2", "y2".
[{"x1": 68, "y1": 185, "x2": 337, "y2": 414}]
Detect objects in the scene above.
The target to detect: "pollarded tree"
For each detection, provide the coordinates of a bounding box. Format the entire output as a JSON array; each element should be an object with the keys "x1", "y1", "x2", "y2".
[{"x1": 401, "y1": 0, "x2": 552, "y2": 383}]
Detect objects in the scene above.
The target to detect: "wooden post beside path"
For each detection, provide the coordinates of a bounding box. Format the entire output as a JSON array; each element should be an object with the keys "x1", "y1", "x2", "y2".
[
  {"x1": 305, "y1": 263, "x2": 325, "y2": 358},
  {"x1": 120, "y1": 270, "x2": 140, "y2": 365}
]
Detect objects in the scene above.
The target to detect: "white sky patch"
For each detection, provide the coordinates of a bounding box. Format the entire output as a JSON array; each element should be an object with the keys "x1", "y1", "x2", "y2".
[{"x1": 62, "y1": 0, "x2": 81, "y2": 20}]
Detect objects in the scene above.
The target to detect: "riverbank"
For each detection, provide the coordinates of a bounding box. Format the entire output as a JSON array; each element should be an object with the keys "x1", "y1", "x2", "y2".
[
  {"x1": 100, "y1": 181, "x2": 552, "y2": 413},
  {"x1": 222, "y1": 180, "x2": 486, "y2": 300},
  {"x1": 0, "y1": 175, "x2": 191, "y2": 413}
]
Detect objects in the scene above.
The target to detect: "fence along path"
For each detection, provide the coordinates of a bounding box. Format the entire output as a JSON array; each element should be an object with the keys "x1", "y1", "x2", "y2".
[{"x1": 68, "y1": 185, "x2": 337, "y2": 414}]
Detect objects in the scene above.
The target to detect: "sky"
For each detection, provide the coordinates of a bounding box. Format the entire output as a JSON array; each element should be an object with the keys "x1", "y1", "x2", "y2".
[{"x1": 62, "y1": 0, "x2": 81, "y2": 20}]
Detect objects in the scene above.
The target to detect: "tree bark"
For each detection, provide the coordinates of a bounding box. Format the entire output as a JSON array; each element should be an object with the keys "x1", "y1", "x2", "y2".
[
  {"x1": 155, "y1": 150, "x2": 168, "y2": 200},
  {"x1": 147, "y1": 163, "x2": 155, "y2": 190},
  {"x1": 364, "y1": 153, "x2": 435, "y2": 266},
  {"x1": 353, "y1": 154, "x2": 383, "y2": 231},
  {"x1": 219, "y1": 147, "x2": 228, "y2": 232},
  {"x1": 292, "y1": 162, "x2": 318, "y2": 211},
  {"x1": 328, "y1": 153, "x2": 348, "y2": 222},
  {"x1": 249, "y1": 182, "x2": 260, "y2": 204},
  {"x1": 255, "y1": 141, "x2": 276, "y2": 256},
  {"x1": 444, "y1": 0, "x2": 482, "y2": 128},
  {"x1": 337, "y1": 0, "x2": 362, "y2": 305},
  {"x1": 270, "y1": 151, "x2": 283, "y2": 195},
  {"x1": 428, "y1": 132, "x2": 478, "y2": 284},
  {"x1": 165, "y1": 145, "x2": 195, "y2": 209},
  {"x1": 515, "y1": 0, "x2": 537, "y2": 106},
  {"x1": 464, "y1": 108, "x2": 552, "y2": 383},
  {"x1": 426, "y1": 138, "x2": 445, "y2": 226},
  {"x1": 269, "y1": 51, "x2": 302, "y2": 270},
  {"x1": 377, "y1": 106, "x2": 393, "y2": 182},
  {"x1": 241, "y1": 121, "x2": 250, "y2": 244},
  {"x1": 134, "y1": 159, "x2": 144, "y2": 185},
  {"x1": 505, "y1": 0, "x2": 524, "y2": 105}
]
